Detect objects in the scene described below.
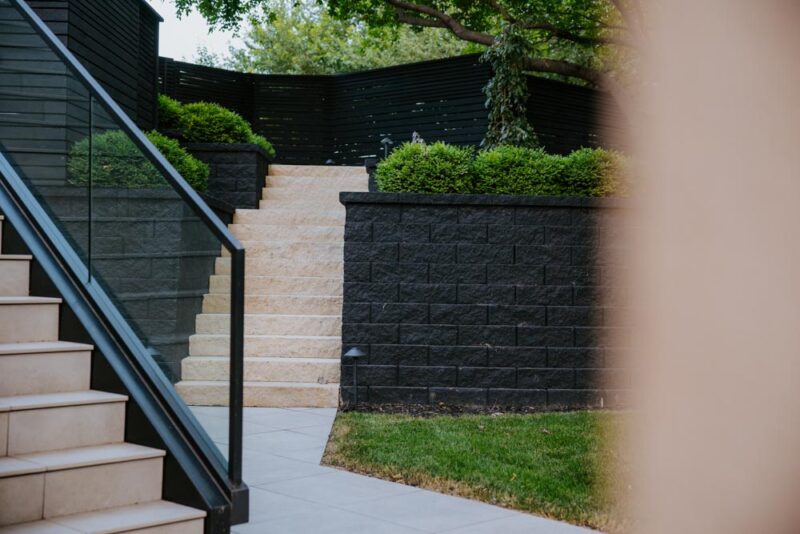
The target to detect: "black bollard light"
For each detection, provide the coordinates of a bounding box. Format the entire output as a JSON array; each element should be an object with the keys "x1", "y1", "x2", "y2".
[{"x1": 342, "y1": 347, "x2": 367, "y2": 407}]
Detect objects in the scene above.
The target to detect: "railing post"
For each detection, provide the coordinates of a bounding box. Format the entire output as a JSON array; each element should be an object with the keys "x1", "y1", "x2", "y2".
[{"x1": 228, "y1": 246, "x2": 247, "y2": 521}]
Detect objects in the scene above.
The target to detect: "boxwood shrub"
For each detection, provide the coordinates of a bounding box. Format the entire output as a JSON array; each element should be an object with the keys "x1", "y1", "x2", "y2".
[
  {"x1": 157, "y1": 94, "x2": 183, "y2": 130},
  {"x1": 179, "y1": 102, "x2": 253, "y2": 145},
  {"x1": 377, "y1": 142, "x2": 626, "y2": 197},
  {"x1": 375, "y1": 142, "x2": 476, "y2": 194},
  {"x1": 67, "y1": 130, "x2": 209, "y2": 192}
]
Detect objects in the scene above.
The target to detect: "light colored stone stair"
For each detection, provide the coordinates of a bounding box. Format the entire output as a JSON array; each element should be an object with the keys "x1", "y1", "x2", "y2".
[
  {"x1": 0, "y1": 215, "x2": 205, "y2": 533},
  {"x1": 177, "y1": 164, "x2": 369, "y2": 407}
]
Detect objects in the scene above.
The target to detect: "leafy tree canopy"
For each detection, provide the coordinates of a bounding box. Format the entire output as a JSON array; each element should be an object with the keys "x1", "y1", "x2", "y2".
[{"x1": 195, "y1": 1, "x2": 473, "y2": 75}]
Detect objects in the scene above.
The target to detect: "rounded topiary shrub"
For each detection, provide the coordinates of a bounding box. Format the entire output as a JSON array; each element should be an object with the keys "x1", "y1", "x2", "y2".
[
  {"x1": 376, "y1": 142, "x2": 476, "y2": 194},
  {"x1": 157, "y1": 94, "x2": 183, "y2": 130},
  {"x1": 147, "y1": 131, "x2": 210, "y2": 192},
  {"x1": 473, "y1": 146, "x2": 564, "y2": 195},
  {"x1": 179, "y1": 102, "x2": 253, "y2": 144},
  {"x1": 249, "y1": 133, "x2": 276, "y2": 159},
  {"x1": 67, "y1": 130, "x2": 209, "y2": 192},
  {"x1": 558, "y1": 147, "x2": 626, "y2": 197}
]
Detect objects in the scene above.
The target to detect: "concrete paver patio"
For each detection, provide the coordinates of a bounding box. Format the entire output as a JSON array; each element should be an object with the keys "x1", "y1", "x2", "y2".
[{"x1": 190, "y1": 407, "x2": 596, "y2": 533}]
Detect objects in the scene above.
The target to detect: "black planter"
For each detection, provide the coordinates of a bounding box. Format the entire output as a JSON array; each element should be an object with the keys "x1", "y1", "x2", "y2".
[{"x1": 185, "y1": 143, "x2": 271, "y2": 210}]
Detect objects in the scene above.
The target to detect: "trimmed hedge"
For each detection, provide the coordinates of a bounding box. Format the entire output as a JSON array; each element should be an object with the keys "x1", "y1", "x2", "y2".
[
  {"x1": 67, "y1": 130, "x2": 210, "y2": 192},
  {"x1": 377, "y1": 142, "x2": 626, "y2": 197},
  {"x1": 157, "y1": 94, "x2": 183, "y2": 130},
  {"x1": 157, "y1": 96, "x2": 276, "y2": 158}
]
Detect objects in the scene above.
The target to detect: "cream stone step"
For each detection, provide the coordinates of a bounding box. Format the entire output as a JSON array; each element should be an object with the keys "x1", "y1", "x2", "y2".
[
  {"x1": 259, "y1": 197, "x2": 347, "y2": 209},
  {"x1": 0, "y1": 501, "x2": 205, "y2": 534},
  {"x1": 0, "y1": 443, "x2": 164, "y2": 526},
  {"x1": 204, "y1": 294, "x2": 342, "y2": 315},
  {"x1": 0, "y1": 297, "x2": 61, "y2": 344},
  {"x1": 182, "y1": 356, "x2": 340, "y2": 383},
  {"x1": 262, "y1": 187, "x2": 350, "y2": 202},
  {"x1": 215, "y1": 257, "x2": 342, "y2": 277},
  {"x1": 233, "y1": 241, "x2": 342, "y2": 261},
  {"x1": 265, "y1": 175, "x2": 368, "y2": 189},
  {"x1": 189, "y1": 334, "x2": 340, "y2": 358},
  {"x1": 209, "y1": 275, "x2": 342, "y2": 296},
  {"x1": 269, "y1": 164, "x2": 367, "y2": 178},
  {"x1": 195, "y1": 313, "x2": 341, "y2": 336},
  {"x1": 230, "y1": 224, "x2": 343, "y2": 242},
  {"x1": 234, "y1": 208, "x2": 345, "y2": 226},
  {"x1": 0, "y1": 341, "x2": 93, "y2": 397},
  {"x1": 0, "y1": 390, "x2": 127, "y2": 455},
  {"x1": 176, "y1": 380, "x2": 339, "y2": 408},
  {"x1": 0, "y1": 255, "x2": 31, "y2": 297}
]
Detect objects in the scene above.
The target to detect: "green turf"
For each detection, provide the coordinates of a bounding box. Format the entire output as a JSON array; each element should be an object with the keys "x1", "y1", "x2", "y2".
[{"x1": 324, "y1": 411, "x2": 625, "y2": 532}]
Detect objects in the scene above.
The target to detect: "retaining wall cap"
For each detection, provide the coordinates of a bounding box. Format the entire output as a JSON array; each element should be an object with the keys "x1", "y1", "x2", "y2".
[{"x1": 339, "y1": 191, "x2": 625, "y2": 209}]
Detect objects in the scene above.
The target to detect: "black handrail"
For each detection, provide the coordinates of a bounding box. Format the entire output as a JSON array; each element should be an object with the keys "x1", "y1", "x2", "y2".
[{"x1": 4, "y1": 0, "x2": 247, "y2": 525}]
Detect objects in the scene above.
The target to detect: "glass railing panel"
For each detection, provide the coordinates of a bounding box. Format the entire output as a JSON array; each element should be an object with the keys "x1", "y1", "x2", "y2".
[{"x1": 0, "y1": 0, "x2": 242, "y2": 487}]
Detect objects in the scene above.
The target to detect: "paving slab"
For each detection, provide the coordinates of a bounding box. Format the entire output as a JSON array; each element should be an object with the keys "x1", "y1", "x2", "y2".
[{"x1": 191, "y1": 406, "x2": 600, "y2": 533}]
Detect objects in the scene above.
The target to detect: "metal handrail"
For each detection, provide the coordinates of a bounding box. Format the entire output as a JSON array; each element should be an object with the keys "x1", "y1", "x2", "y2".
[{"x1": 5, "y1": 0, "x2": 247, "y2": 519}]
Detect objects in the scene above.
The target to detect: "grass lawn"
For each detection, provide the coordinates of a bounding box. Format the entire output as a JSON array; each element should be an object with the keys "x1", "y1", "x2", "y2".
[{"x1": 323, "y1": 410, "x2": 625, "y2": 532}]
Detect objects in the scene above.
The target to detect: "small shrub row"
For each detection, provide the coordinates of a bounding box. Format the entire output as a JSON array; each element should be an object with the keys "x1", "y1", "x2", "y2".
[
  {"x1": 67, "y1": 130, "x2": 210, "y2": 192},
  {"x1": 157, "y1": 95, "x2": 276, "y2": 158},
  {"x1": 375, "y1": 142, "x2": 627, "y2": 197}
]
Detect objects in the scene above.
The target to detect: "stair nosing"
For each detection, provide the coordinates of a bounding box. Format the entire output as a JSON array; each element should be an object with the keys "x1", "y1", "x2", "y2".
[
  {"x1": 0, "y1": 341, "x2": 94, "y2": 356},
  {"x1": 13, "y1": 443, "x2": 165, "y2": 473},
  {"x1": 47, "y1": 500, "x2": 206, "y2": 533},
  {"x1": 0, "y1": 296, "x2": 62, "y2": 305},
  {"x1": 0, "y1": 390, "x2": 128, "y2": 412}
]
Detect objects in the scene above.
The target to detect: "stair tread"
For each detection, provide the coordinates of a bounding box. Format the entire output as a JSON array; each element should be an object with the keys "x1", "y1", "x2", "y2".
[
  {"x1": 0, "y1": 390, "x2": 127, "y2": 412},
  {"x1": 0, "y1": 255, "x2": 31, "y2": 261},
  {"x1": 0, "y1": 500, "x2": 206, "y2": 534},
  {"x1": 188, "y1": 355, "x2": 339, "y2": 364},
  {"x1": 0, "y1": 296, "x2": 61, "y2": 304},
  {"x1": 181, "y1": 380, "x2": 339, "y2": 388},
  {"x1": 193, "y1": 333, "x2": 339, "y2": 340},
  {"x1": 0, "y1": 443, "x2": 165, "y2": 478},
  {"x1": 0, "y1": 341, "x2": 93, "y2": 356},
  {"x1": 201, "y1": 313, "x2": 341, "y2": 319}
]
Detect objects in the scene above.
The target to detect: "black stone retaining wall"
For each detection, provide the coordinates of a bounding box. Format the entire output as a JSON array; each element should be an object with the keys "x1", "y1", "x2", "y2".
[
  {"x1": 340, "y1": 192, "x2": 629, "y2": 409},
  {"x1": 185, "y1": 143, "x2": 270, "y2": 210}
]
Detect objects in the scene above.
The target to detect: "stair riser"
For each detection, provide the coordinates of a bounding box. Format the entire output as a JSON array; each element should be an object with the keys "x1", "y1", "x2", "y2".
[
  {"x1": 177, "y1": 383, "x2": 339, "y2": 408},
  {"x1": 0, "y1": 351, "x2": 91, "y2": 397},
  {"x1": 226, "y1": 242, "x2": 343, "y2": 261},
  {"x1": 265, "y1": 175, "x2": 368, "y2": 189},
  {"x1": 209, "y1": 276, "x2": 342, "y2": 297},
  {"x1": 259, "y1": 199, "x2": 346, "y2": 209},
  {"x1": 230, "y1": 224, "x2": 343, "y2": 242},
  {"x1": 215, "y1": 258, "x2": 342, "y2": 277},
  {"x1": 0, "y1": 473, "x2": 44, "y2": 526},
  {"x1": 7, "y1": 402, "x2": 126, "y2": 455},
  {"x1": 262, "y1": 188, "x2": 352, "y2": 201},
  {"x1": 269, "y1": 165, "x2": 367, "y2": 178},
  {"x1": 196, "y1": 315, "x2": 342, "y2": 336},
  {"x1": 190, "y1": 335, "x2": 341, "y2": 358},
  {"x1": 0, "y1": 260, "x2": 30, "y2": 296},
  {"x1": 43, "y1": 457, "x2": 163, "y2": 518},
  {"x1": 204, "y1": 294, "x2": 342, "y2": 315},
  {"x1": 0, "y1": 303, "x2": 59, "y2": 344},
  {"x1": 182, "y1": 358, "x2": 340, "y2": 383},
  {"x1": 128, "y1": 518, "x2": 205, "y2": 533},
  {"x1": 234, "y1": 210, "x2": 345, "y2": 226}
]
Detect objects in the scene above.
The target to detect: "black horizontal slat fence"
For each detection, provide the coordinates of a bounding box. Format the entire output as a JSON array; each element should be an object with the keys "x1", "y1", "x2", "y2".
[{"x1": 159, "y1": 54, "x2": 626, "y2": 165}]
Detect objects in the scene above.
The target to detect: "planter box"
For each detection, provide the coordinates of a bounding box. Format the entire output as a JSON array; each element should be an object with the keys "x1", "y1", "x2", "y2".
[
  {"x1": 185, "y1": 143, "x2": 271, "y2": 209},
  {"x1": 339, "y1": 192, "x2": 629, "y2": 409}
]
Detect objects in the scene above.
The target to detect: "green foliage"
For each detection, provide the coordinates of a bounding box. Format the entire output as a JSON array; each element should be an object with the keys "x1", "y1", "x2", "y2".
[
  {"x1": 157, "y1": 94, "x2": 183, "y2": 130},
  {"x1": 179, "y1": 102, "x2": 253, "y2": 144},
  {"x1": 249, "y1": 133, "x2": 276, "y2": 158},
  {"x1": 67, "y1": 130, "x2": 209, "y2": 192},
  {"x1": 481, "y1": 24, "x2": 538, "y2": 148},
  {"x1": 375, "y1": 142, "x2": 476, "y2": 194},
  {"x1": 216, "y1": 1, "x2": 469, "y2": 75},
  {"x1": 473, "y1": 146, "x2": 560, "y2": 195},
  {"x1": 377, "y1": 142, "x2": 626, "y2": 197},
  {"x1": 326, "y1": 411, "x2": 627, "y2": 533},
  {"x1": 171, "y1": 0, "x2": 626, "y2": 87}
]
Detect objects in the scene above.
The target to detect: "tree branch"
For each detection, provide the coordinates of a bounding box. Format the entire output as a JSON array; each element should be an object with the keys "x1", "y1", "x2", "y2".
[
  {"x1": 386, "y1": 0, "x2": 496, "y2": 46},
  {"x1": 519, "y1": 22, "x2": 632, "y2": 47},
  {"x1": 394, "y1": 10, "x2": 447, "y2": 29}
]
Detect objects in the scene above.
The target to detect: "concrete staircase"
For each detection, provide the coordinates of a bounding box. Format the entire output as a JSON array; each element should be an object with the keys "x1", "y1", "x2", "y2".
[
  {"x1": 177, "y1": 165, "x2": 369, "y2": 408},
  {"x1": 0, "y1": 216, "x2": 206, "y2": 533}
]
